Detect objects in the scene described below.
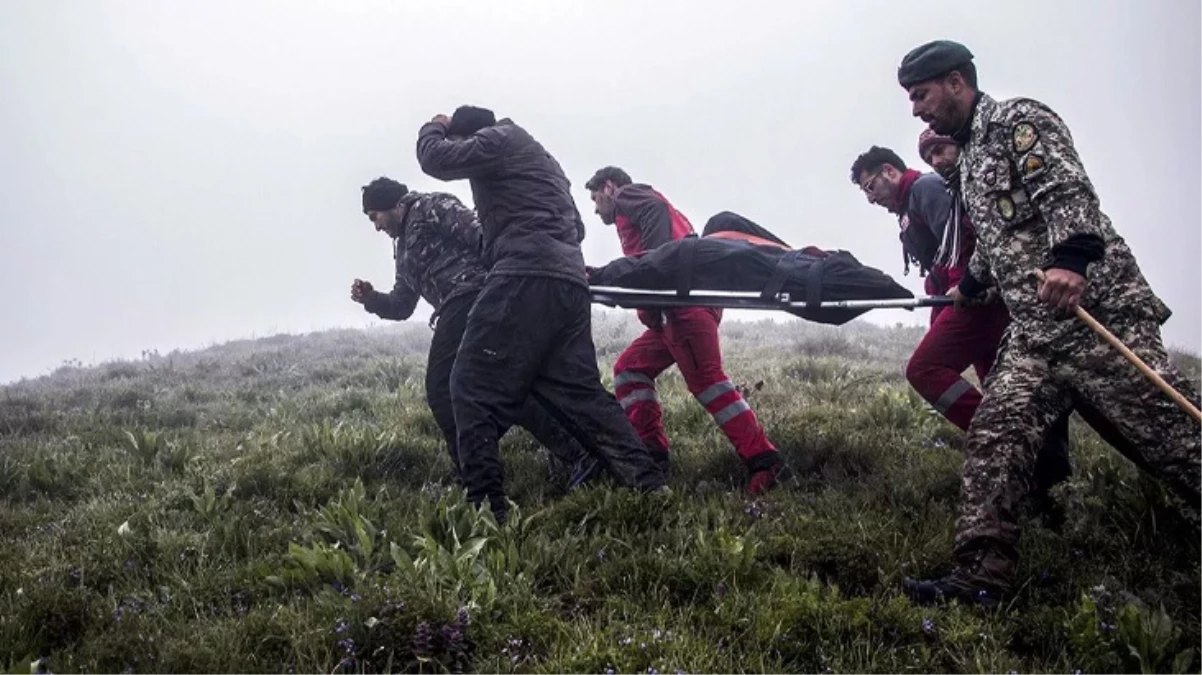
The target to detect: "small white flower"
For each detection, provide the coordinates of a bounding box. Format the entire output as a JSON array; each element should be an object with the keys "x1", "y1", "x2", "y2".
[
  {"x1": 118, "y1": 520, "x2": 132, "y2": 537},
  {"x1": 365, "y1": 617, "x2": 380, "y2": 629}
]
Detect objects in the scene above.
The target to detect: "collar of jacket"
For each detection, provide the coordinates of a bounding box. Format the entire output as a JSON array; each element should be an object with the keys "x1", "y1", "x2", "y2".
[
  {"x1": 952, "y1": 90, "x2": 987, "y2": 145},
  {"x1": 397, "y1": 191, "x2": 423, "y2": 210},
  {"x1": 391, "y1": 191, "x2": 424, "y2": 238}
]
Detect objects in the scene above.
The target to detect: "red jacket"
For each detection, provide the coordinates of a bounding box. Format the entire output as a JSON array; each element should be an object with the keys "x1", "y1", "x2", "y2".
[
  {"x1": 613, "y1": 184, "x2": 696, "y2": 256},
  {"x1": 611, "y1": 184, "x2": 700, "y2": 329}
]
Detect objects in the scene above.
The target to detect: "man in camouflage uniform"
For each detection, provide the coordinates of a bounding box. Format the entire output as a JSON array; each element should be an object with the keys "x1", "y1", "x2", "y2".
[
  {"x1": 848, "y1": 142, "x2": 1075, "y2": 515},
  {"x1": 354, "y1": 177, "x2": 598, "y2": 488},
  {"x1": 894, "y1": 40, "x2": 1201, "y2": 606}
]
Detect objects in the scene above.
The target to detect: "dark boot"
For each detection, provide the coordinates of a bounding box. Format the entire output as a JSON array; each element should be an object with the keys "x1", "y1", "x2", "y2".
[
  {"x1": 902, "y1": 546, "x2": 1015, "y2": 608},
  {"x1": 902, "y1": 569, "x2": 1004, "y2": 608}
]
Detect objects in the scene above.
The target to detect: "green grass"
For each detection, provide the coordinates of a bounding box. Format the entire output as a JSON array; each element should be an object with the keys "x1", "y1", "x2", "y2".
[{"x1": 0, "y1": 312, "x2": 1198, "y2": 674}]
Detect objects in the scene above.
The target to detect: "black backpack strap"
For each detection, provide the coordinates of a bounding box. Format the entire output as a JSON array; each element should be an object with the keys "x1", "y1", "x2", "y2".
[{"x1": 675, "y1": 235, "x2": 698, "y2": 297}]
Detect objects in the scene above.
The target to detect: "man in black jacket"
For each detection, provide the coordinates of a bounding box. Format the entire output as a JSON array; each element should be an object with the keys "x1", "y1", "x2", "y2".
[
  {"x1": 416, "y1": 106, "x2": 668, "y2": 522},
  {"x1": 353, "y1": 176, "x2": 600, "y2": 490}
]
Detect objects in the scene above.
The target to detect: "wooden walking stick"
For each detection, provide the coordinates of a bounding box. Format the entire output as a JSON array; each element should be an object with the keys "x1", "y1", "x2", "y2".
[{"x1": 1035, "y1": 270, "x2": 1201, "y2": 423}]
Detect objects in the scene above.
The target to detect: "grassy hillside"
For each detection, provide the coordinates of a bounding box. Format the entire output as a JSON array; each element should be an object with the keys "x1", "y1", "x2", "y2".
[{"x1": 1, "y1": 311, "x2": 1199, "y2": 674}]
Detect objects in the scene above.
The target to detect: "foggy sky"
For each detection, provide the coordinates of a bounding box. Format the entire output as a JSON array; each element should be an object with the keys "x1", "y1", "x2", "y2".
[{"x1": 1, "y1": 0, "x2": 1198, "y2": 384}]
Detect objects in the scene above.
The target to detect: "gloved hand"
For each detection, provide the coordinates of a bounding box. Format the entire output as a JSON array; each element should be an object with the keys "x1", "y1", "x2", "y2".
[{"x1": 637, "y1": 309, "x2": 664, "y2": 330}]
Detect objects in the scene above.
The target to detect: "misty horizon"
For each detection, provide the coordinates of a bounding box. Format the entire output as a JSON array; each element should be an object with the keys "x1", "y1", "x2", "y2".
[{"x1": 2, "y1": 1, "x2": 1198, "y2": 385}]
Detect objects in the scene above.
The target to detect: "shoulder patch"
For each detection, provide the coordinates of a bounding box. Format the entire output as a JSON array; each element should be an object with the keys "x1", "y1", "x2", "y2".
[
  {"x1": 1022, "y1": 154, "x2": 1046, "y2": 179},
  {"x1": 996, "y1": 196, "x2": 1016, "y2": 221},
  {"x1": 1013, "y1": 122, "x2": 1039, "y2": 153},
  {"x1": 1002, "y1": 97, "x2": 1050, "y2": 117}
]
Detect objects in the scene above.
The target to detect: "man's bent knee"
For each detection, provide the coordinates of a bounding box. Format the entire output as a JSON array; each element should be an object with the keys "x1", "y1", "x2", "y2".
[
  {"x1": 904, "y1": 355, "x2": 924, "y2": 389},
  {"x1": 905, "y1": 353, "x2": 947, "y2": 397}
]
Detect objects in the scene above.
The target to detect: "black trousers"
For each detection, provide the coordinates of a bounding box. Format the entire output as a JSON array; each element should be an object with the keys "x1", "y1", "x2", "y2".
[
  {"x1": 450, "y1": 275, "x2": 667, "y2": 519},
  {"x1": 425, "y1": 293, "x2": 597, "y2": 486}
]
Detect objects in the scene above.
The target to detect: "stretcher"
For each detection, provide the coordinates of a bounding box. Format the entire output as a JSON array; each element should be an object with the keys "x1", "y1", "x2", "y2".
[
  {"x1": 590, "y1": 286, "x2": 953, "y2": 312},
  {"x1": 585, "y1": 228, "x2": 948, "y2": 325}
]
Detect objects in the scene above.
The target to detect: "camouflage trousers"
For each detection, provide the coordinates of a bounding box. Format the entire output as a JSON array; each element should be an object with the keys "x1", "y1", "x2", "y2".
[{"x1": 953, "y1": 309, "x2": 1201, "y2": 589}]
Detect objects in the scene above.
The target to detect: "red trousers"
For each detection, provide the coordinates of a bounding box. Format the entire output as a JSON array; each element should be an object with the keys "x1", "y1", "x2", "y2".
[
  {"x1": 613, "y1": 307, "x2": 776, "y2": 464},
  {"x1": 906, "y1": 302, "x2": 1011, "y2": 430}
]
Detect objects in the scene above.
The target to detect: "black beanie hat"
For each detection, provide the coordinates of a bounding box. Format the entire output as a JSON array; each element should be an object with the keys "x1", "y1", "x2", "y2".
[
  {"x1": 446, "y1": 105, "x2": 497, "y2": 137},
  {"x1": 361, "y1": 177, "x2": 408, "y2": 213}
]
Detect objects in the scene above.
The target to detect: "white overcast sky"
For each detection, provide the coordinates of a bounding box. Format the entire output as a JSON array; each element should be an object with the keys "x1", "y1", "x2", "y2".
[{"x1": 1, "y1": 0, "x2": 1198, "y2": 383}]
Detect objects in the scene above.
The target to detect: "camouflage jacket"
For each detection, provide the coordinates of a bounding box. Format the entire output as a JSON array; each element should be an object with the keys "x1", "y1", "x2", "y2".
[
  {"x1": 363, "y1": 191, "x2": 488, "y2": 324},
  {"x1": 953, "y1": 92, "x2": 1170, "y2": 344}
]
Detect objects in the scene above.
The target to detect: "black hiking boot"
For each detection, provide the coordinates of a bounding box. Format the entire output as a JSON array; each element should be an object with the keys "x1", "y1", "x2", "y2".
[{"x1": 902, "y1": 568, "x2": 1004, "y2": 608}]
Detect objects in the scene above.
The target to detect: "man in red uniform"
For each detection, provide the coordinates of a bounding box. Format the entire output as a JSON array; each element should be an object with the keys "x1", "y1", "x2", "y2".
[
  {"x1": 584, "y1": 166, "x2": 793, "y2": 494},
  {"x1": 851, "y1": 143, "x2": 1013, "y2": 430},
  {"x1": 850, "y1": 138, "x2": 1109, "y2": 508}
]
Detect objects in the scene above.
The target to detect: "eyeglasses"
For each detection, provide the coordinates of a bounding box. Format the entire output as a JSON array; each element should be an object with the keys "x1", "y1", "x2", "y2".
[{"x1": 859, "y1": 169, "x2": 884, "y2": 195}]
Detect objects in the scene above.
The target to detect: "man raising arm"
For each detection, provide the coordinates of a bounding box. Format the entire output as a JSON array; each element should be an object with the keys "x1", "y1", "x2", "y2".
[
  {"x1": 354, "y1": 177, "x2": 600, "y2": 491},
  {"x1": 416, "y1": 106, "x2": 668, "y2": 523}
]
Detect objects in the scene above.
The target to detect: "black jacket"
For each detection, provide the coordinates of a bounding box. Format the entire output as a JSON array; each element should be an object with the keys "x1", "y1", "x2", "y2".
[{"x1": 416, "y1": 118, "x2": 588, "y2": 286}]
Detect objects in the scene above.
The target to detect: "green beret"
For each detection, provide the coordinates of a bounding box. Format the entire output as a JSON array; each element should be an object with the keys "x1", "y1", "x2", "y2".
[{"x1": 897, "y1": 40, "x2": 974, "y2": 88}]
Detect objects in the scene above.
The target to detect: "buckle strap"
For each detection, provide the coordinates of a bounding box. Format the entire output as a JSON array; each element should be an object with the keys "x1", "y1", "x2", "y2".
[
  {"x1": 760, "y1": 250, "x2": 797, "y2": 301},
  {"x1": 675, "y1": 235, "x2": 698, "y2": 297}
]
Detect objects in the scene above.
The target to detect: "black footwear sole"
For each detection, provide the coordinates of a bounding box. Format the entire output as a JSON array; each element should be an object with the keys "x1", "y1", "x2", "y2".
[{"x1": 901, "y1": 577, "x2": 1002, "y2": 609}]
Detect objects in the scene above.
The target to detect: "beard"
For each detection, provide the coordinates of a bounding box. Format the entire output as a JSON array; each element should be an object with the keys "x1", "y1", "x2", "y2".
[
  {"x1": 929, "y1": 98, "x2": 966, "y2": 135},
  {"x1": 381, "y1": 213, "x2": 405, "y2": 237}
]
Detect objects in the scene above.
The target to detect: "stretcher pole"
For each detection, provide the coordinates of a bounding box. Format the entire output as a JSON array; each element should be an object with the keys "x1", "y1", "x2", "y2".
[{"x1": 588, "y1": 286, "x2": 953, "y2": 311}]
